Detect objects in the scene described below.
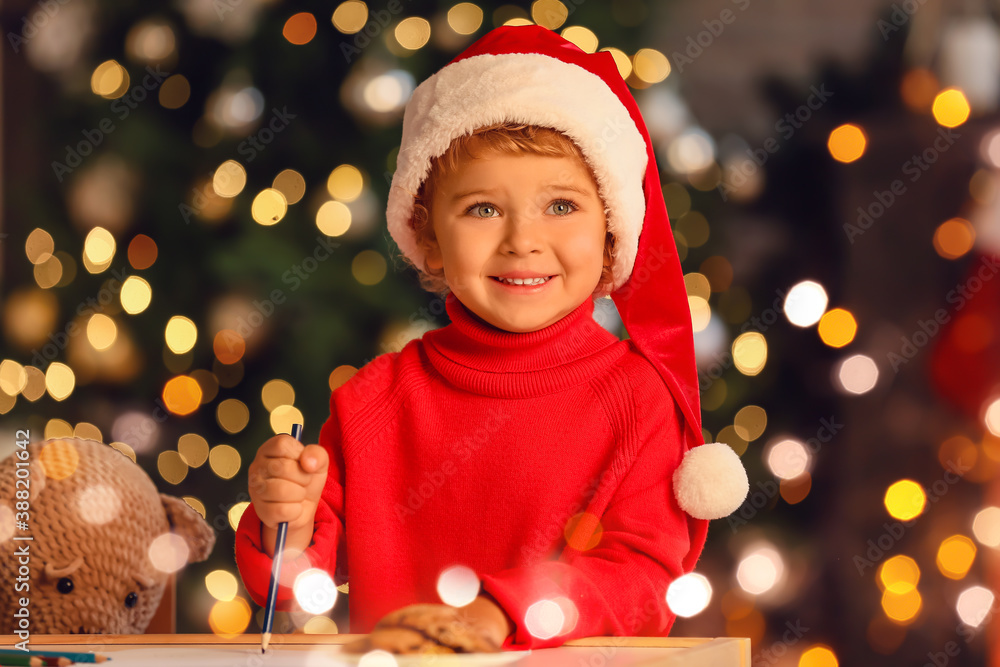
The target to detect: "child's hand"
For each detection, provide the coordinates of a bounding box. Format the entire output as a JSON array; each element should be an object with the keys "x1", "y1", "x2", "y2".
[
  {"x1": 247, "y1": 434, "x2": 329, "y2": 555},
  {"x1": 340, "y1": 597, "x2": 513, "y2": 655}
]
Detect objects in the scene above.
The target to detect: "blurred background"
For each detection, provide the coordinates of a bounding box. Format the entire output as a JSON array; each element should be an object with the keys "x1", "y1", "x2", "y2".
[{"x1": 1, "y1": 0, "x2": 1000, "y2": 664}]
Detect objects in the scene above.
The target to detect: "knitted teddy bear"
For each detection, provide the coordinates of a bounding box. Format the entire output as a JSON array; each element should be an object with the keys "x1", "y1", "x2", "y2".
[{"x1": 0, "y1": 437, "x2": 215, "y2": 634}]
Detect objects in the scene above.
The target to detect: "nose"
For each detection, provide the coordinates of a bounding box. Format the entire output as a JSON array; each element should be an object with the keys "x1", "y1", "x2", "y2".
[{"x1": 500, "y1": 206, "x2": 543, "y2": 256}]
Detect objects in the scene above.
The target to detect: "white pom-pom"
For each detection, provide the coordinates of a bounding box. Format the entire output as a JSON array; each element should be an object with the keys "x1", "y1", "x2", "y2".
[{"x1": 673, "y1": 442, "x2": 749, "y2": 520}]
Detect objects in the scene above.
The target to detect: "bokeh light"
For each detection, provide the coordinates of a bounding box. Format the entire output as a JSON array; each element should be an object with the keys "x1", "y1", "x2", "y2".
[
  {"x1": 932, "y1": 88, "x2": 971, "y2": 128},
  {"x1": 208, "y1": 597, "x2": 251, "y2": 636},
  {"x1": 524, "y1": 599, "x2": 565, "y2": 639},
  {"x1": 828, "y1": 124, "x2": 867, "y2": 163},
  {"x1": 45, "y1": 362, "x2": 75, "y2": 401},
  {"x1": 327, "y1": 164, "x2": 364, "y2": 201},
  {"x1": 766, "y1": 438, "x2": 810, "y2": 480},
  {"x1": 205, "y1": 570, "x2": 238, "y2": 602},
  {"x1": 209, "y1": 444, "x2": 241, "y2": 479},
  {"x1": 395, "y1": 17, "x2": 431, "y2": 50},
  {"x1": 983, "y1": 397, "x2": 1000, "y2": 436},
  {"x1": 933, "y1": 218, "x2": 976, "y2": 259},
  {"x1": 882, "y1": 587, "x2": 921, "y2": 624},
  {"x1": 157, "y1": 450, "x2": 189, "y2": 484},
  {"x1": 273, "y1": 169, "x2": 306, "y2": 205},
  {"x1": 283, "y1": 12, "x2": 317, "y2": 45},
  {"x1": 956, "y1": 586, "x2": 994, "y2": 627},
  {"x1": 436, "y1": 564, "x2": 480, "y2": 607},
  {"x1": 666, "y1": 572, "x2": 712, "y2": 617},
  {"x1": 799, "y1": 645, "x2": 838, "y2": 667},
  {"x1": 732, "y1": 332, "x2": 767, "y2": 376},
  {"x1": 76, "y1": 484, "x2": 121, "y2": 526},
  {"x1": 162, "y1": 375, "x2": 202, "y2": 415},
  {"x1": 837, "y1": 354, "x2": 879, "y2": 395},
  {"x1": 178, "y1": 433, "x2": 210, "y2": 467},
  {"x1": 633, "y1": 48, "x2": 670, "y2": 83},
  {"x1": 332, "y1": 2, "x2": 368, "y2": 34},
  {"x1": 734, "y1": 405, "x2": 767, "y2": 441},
  {"x1": 560, "y1": 26, "x2": 598, "y2": 54},
  {"x1": 878, "y1": 555, "x2": 920, "y2": 593},
  {"x1": 213, "y1": 160, "x2": 246, "y2": 198},
  {"x1": 216, "y1": 398, "x2": 250, "y2": 434},
  {"x1": 784, "y1": 281, "x2": 828, "y2": 327},
  {"x1": 937, "y1": 535, "x2": 976, "y2": 579},
  {"x1": 165, "y1": 316, "x2": 197, "y2": 354},
  {"x1": 294, "y1": 569, "x2": 338, "y2": 615},
  {"x1": 884, "y1": 479, "x2": 926, "y2": 521},
  {"x1": 818, "y1": 308, "x2": 857, "y2": 348},
  {"x1": 270, "y1": 404, "x2": 305, "y2": 435},
  {"x1": 973, "y1": 506, "x2": 1000, "y2": 547},
  {"x1": 148, "y1": 532, "x2": 190, "y2": 573},
  {"x1": 736, "y1": 545, "x2": 784, "y2": 596},
  {"x1": 448, "y1": 3, "x2": 484, "y2": 34},
  {"x1": 251, "y1": 189, "x2": 287, "y2": 225}
]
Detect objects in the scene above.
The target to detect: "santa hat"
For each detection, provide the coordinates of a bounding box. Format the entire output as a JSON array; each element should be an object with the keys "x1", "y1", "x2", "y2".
[{"x1": 386, "y1": 25, "x2": 748, "y2": 570}]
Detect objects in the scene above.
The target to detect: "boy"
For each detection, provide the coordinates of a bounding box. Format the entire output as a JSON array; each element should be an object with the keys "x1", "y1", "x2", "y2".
[{"x1": 235, "y1": 24, "x2": 747, "y2": 654}]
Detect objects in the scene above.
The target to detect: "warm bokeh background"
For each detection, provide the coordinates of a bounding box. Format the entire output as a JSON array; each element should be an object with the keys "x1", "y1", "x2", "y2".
[{"x1": 2, "y1": 0, "x2": 1000, "y2": 664}]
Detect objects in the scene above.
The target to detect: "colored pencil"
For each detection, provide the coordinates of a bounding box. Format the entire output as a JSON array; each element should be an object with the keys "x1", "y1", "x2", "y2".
[
  {"x1": 0, "y1": 654, "x2": 42, "y2": 666},
  {"x1": 261, "y1": 421, "x2": 303, "y2": 653},
  {"x1": 0, "y1": 648, "x2": 101, "y2": 663}
]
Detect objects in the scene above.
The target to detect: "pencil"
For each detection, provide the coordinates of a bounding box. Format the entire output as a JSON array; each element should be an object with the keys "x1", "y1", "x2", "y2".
[
  {"x1": 0, "y1": 648, "x2": 96, "y2": 664},
  {"x1": 0, "y1": 654, "x2": 42, "y2": 666},
  {"x1": 0, "y1": 648, "x2": 100, "y2": 664},
  {"x1": 261, "y1": 421, "x2": 303, "y2": 653}
]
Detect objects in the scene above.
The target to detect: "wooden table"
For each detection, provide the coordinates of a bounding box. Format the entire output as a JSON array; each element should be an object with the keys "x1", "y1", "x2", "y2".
[{"x1": 0, "y1": 634, "x2": 749, "y2": 666}]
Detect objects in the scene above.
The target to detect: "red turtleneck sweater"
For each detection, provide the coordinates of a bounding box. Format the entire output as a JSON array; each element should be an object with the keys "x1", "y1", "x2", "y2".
[{"x1": 234, "y1": 293, "x2": 694, "y2": 650}]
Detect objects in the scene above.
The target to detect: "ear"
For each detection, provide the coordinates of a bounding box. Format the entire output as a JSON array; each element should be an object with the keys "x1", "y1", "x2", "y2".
[
  {"x1": 423, "y1": 235, "x2": 443, "y2": 271},
  {"x1": 160, "y1": 494, "x2": 216, "y2": 562}
]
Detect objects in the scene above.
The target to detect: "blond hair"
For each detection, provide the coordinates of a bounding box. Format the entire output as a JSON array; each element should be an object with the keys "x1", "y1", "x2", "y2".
[{"x1": 399, "y1": 122, "x2": 615, "y2": 297}]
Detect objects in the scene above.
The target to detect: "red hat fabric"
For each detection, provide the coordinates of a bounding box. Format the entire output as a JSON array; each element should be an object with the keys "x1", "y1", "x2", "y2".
[{"x1": 387, "y1": 25, "x2": 749, "y2": 574}]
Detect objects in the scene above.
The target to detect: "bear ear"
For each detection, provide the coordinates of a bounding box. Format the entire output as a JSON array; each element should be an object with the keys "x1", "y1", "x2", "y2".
[
  {"x1": 160, "y1": 494, "x2": 216, "y2": 562},
  {"x1": 673, "y1": 442, "x2": 750, "y2": 520}
]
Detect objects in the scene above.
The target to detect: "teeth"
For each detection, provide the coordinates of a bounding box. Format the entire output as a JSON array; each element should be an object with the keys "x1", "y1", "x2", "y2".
[{"x1": 497, "y1": 276, "x2": 551, "y2": 285}]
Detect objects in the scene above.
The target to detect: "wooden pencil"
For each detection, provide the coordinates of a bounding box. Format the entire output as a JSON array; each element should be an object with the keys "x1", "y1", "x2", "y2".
[
  {"x1": 0, "y1": 654, "x2": 42, "y2": 666},
  {"x1": 261, "y1": 421, "x2": 303, "y2": 653},
  {"x1": 0, "y1": 648, "x2": 91, "y2": 664}
]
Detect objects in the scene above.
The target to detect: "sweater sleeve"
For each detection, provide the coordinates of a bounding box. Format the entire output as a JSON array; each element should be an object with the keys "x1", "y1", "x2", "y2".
[
  {"x1": 234, "y1": 403, "x2": 348, "y2": 609},
  {"x1": 480, "y1": 397, "x2": 706, "y2": 650}
]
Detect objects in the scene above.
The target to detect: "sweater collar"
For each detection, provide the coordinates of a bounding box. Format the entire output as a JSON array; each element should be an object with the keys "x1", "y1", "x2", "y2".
[{"x1": 422, "y1": 292, "x2": 625, "y2": 398}]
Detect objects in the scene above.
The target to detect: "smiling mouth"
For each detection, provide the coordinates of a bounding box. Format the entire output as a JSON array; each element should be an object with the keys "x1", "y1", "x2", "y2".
[{"x1": 490, "y1": 276, "x2": 555, "y2": 285}]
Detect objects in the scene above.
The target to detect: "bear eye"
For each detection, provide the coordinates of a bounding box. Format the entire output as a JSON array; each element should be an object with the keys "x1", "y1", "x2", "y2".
[
  {"x1": 125, "y1": 592, "x2": 138, "y2": 608},
  {"x1": 57, "y1": 577, "x2": 74, "y2": 594}
]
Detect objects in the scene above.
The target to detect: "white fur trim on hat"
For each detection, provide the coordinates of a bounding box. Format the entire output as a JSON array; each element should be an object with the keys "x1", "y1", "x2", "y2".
[
  {"x1": 386, "y1": 52, "x2": 649, "y2": 296},
  {"x1": 673, "y1": 442, "x2": 750, "y2": 520}
]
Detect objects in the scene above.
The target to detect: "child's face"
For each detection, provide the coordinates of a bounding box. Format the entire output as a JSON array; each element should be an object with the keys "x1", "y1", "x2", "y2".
[{"x1": 425, "y1": 152, "x2": 608, "y2": 333}]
